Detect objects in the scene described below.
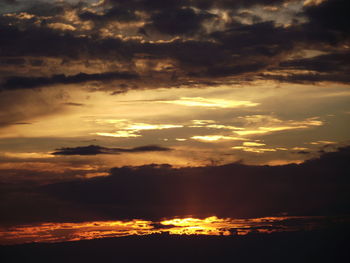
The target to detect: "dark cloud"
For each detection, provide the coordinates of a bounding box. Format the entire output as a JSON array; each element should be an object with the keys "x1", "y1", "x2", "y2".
[
  {"x1": 56, "y1": 146, "x2": 350, "y2": 218},
  {"x1": 106, "y1": 0, "x2": 186, "y2": 11},
  {"x1": 0, "y1": 25, "x2": 91, "y2": 59},
  {"x1": 211, "y1": 21, "x2": 299, "y2": 56},
  {"x1": 147, "y1": 8, "x2": 215, "y2": 35},
  {"x1": 1, "y1": 146, "x2": 341, "y2": 225},
  {"x1": 305, "y1": 0, "x2": 350, "y2": 36},
  {"x1": 79, "y1": 7, "x2": 139, "y2": 23},
  {"x1": 300, "y1": 0, "x2": 350, "y2": 46},
  {"x1": 262, "y1": 72, "x2": 350, "y2": 84},
  {"x1": 262, "y1": 51, "x2": 350, "y2": 84},
  {"x1": 196, "y1": 62, "x2": 267, "y2": 78},
  {"x1": 107, "y1": 0, "x2": 289, "y2": 12},
  {"x1": 280, "y1": 52, "x2": 350, "y2": 73},
  {"x1": 1, "y1": 71, "x2": 138, "y2": 90},
  {"x1": 0, "y1": 0, "x2": 349, "y2": 88},
  {"x1": 52, "y1": 145, "x2": 172, "y2": 155},
  {"x1": 297, "y1": 150, "x2": 310, "y2": 155},
  {"x1": 202, "y1": 0, "x2": 288, "y2": 9},
  {"x1": 63, "y1": 102, "x2": 84, "y2": 107},
  {"x1": 25, "y1": 2, "x2": 66, "y2": 17},
  {"x1": 1, "y1": 146, "x2": 349, "y2": 225},
  {"x1": 0, "y1": 58, "x2": 26, "y2": 65}
]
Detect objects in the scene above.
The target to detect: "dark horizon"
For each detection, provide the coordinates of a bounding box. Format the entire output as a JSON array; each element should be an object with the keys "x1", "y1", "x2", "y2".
[{"x1": 1, "y1": 145, "x2": 349, "y2": 226}]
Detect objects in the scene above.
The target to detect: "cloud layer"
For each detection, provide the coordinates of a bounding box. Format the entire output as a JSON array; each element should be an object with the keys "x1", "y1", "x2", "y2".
[
  {"x1": 0, "y1": 0, "x2": 349, "y2": 92},
  {"x1": 1, "y1": 146, "x2": 349, "y2": 225}
]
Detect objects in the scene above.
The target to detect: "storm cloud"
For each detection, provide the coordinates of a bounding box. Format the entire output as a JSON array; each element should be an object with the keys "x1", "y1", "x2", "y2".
[{"x1": 52, "y1": 145, "x2": 172, "y2": 155}]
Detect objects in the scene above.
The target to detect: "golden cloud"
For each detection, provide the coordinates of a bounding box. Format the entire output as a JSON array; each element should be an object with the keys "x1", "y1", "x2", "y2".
[
  {"x1": 235, "y1": 116, "x2": 324, "y2": 136},
  {"x1": 162, "y1": 97, "x2": 259, "y2": 108},
  {"x1": 191, "y1": 135, "x2": 247, "y2": 142}
]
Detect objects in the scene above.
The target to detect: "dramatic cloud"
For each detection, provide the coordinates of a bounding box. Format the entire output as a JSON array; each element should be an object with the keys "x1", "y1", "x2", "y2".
[
  {"x1": 272, "y1": 51, "x2": 350, "y2": 84},
  {"x1": 280, "y1": 52, "x2": 350, "y2": 73},
  {"x1": 304, "y1": 0, "x2": 350, "y2": 36},
  {"x1": 147, "y1": 8, "x2": 215, "y2": 35},
  {"x1": 0, "y1": 0, "x2": 349, "y2": 92},
  {"x1": 52, "y1": 145, "x2": 172, "y2": 155},
  {"x1": 2, "y1": 71, "x2": 138, "y2": 90}
]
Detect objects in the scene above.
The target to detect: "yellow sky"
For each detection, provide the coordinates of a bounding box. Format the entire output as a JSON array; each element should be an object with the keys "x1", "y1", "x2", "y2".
[{"x1": 0, "y1": 80, "x2": 349, "y2": 178}]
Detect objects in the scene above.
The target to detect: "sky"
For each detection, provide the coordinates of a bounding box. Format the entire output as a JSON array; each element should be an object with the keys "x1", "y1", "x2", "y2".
[{"x1": 0, "y1": 0, "x2": 350, "y2": 232}]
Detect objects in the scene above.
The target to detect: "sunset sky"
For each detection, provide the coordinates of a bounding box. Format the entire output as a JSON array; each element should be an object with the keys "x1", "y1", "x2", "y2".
[
  {"x1": 0, "y1": 0, "x2": 350, "y2": 237},
  {"x1": 1, "y1": 0, "x2": 349, "y2": 182}
]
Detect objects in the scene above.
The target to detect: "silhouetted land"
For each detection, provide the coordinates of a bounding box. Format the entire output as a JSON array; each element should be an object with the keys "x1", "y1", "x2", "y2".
[{"x1": 1, "y1": 225, "x2": 349, "y2": 263}]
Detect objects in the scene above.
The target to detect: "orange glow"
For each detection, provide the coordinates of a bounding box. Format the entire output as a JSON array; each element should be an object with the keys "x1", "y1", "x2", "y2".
[
  {"x1": 0, "y1": 216, "x2": 328, "y2": 245},
  {"x1": 232, "y1": 146, "x2": 277, "y2": 153}
]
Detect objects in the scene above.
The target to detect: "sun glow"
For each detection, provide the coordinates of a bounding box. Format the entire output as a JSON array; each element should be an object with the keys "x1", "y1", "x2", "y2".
[{"x1": 0, "y1": 216, "x2": 329, "y2": 245}]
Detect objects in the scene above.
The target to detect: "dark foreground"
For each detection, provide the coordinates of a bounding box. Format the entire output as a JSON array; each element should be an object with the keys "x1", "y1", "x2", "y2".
[{"x1": 1, "y1": 227, "x2": 349, "y2": 263}]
